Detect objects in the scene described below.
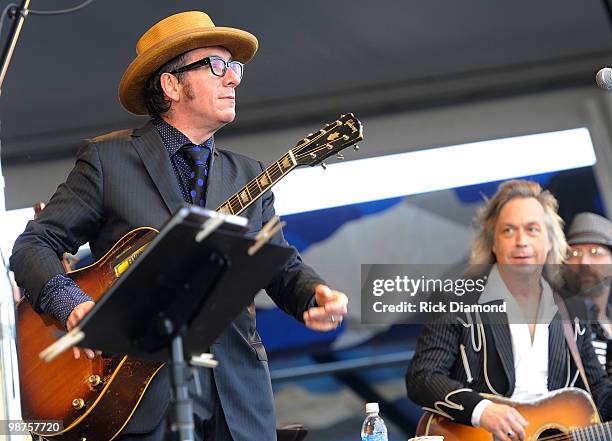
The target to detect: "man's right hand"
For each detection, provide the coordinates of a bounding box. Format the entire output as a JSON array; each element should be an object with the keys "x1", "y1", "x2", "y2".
[
  {"x1": 66, "y1": 301, "x2": 98, "y2": 359},
  {"x1": 480, "y1": 403, "x2": 528, "y2": 441}
]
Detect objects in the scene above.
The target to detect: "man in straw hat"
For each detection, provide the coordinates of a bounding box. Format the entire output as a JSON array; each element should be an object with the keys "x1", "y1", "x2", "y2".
[{"x1": 11, "y1": 11, "x2": 348, "y2": 441}]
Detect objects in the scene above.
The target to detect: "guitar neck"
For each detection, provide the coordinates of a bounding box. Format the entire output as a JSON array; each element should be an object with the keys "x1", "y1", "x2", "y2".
[
  {"x1": 571, "y1": 421, "x2": 612, "y2": 440},
  {"x1": 216, "y1": 151, "x2": 298, "y2": 216}
]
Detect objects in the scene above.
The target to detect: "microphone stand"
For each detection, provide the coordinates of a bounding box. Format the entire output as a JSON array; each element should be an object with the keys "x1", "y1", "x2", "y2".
[
  {"x1": 0, "y1": 0, "x2": 30, "y2": 209},
  {"x1": 0, "y1": 0, "x2": 31, "y2": 96},
  {"x1": 0, "y1": 1, "x2": 30, "y2": 438}
]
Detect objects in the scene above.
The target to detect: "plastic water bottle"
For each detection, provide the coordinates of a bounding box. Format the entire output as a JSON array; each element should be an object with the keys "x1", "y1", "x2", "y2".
[{"x1": 360, "y1": 402, "x2": 388, "y2": 441}]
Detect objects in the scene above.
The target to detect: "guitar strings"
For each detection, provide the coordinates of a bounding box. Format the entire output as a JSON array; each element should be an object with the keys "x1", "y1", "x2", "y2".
[
  {"x1": 293, "y1": 131, "x2": 329, "y2": 153},
  {"x1": 514, "y1": 421, "x2": 612, "y2": 441},
  {"x1": 536, "y1": 434, "x2": 571, "y2": 441},
  {"x1": 222, "y1": 155, "x2": 292, "y2": 214},
  {"x1": 291, "y1": 121, "x2": 343, "y2": 155},
  {"x1": 295, "y1": 146, "x2": 330, "y2": 160},
  {"x1": 291, "y1": 131, "x2": 332, "y2": 157},
  {"x1": 292, "y1": 121, "x2": 347, "y2": 159},
  {"x1": 294, "y1": 142, "x2": 345, "y2": 161},
  {"x1": 534, "y1": 424, "x2": 611, "y2": 441}
]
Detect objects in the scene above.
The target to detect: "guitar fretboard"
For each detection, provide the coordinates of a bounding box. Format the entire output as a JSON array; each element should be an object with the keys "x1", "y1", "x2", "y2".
[
  {"x1": 571, "y1": 421, "x2": 612, "y2": 440},
  {"x1": 216, "y1": 151, "x2": 297, "y2": 215}
]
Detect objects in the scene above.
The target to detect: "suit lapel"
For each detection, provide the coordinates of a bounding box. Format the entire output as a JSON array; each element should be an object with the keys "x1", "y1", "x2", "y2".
[
  {"x1": 130, "y1": 122, "x2": 185, "y2": 215},
  {"x1": 205, "y1": 150, "x2": 238, "y2": 210},
  {"x1": 485, "y1": 310, "x2": 516, "y2": 393},
  {"x1": 548, "y1": 316, "x2": 567, "y2": 390}
]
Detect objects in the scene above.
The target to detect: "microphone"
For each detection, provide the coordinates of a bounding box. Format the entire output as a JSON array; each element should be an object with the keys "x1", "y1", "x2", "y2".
[{"x1": 596, "y1": 67, "x2": 612, "y2": 90}]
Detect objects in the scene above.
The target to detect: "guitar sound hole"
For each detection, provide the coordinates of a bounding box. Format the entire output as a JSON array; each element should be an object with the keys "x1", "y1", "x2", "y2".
[{"x1": 538, "y1": 428, "x2": 564, "y2": 440}]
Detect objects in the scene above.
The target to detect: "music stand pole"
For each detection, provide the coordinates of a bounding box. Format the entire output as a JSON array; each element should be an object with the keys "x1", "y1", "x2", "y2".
[{"x1": 169, "y1": 334, "x2": 196, "y2": 441}]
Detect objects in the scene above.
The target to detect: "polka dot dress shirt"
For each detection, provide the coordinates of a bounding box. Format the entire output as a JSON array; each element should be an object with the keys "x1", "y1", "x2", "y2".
[{"x1": 151, "y1": 117, "x2": 214, "y2": 205}]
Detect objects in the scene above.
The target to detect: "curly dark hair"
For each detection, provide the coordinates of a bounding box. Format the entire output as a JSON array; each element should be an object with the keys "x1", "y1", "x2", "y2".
[{"x1": 143, "y1": 52, "x2": 189, "y2": 117}]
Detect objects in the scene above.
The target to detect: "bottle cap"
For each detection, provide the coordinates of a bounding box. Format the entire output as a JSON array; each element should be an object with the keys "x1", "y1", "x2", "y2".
[{"x1": 365, "y1": 402, "x2": 379, "y2": 413}]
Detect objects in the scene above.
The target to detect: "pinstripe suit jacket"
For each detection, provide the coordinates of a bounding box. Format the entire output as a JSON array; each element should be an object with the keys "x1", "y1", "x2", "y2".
[
  {"x1": 405, "y1": 291, "x2": 612, "y2": 426},
  {"x1": 11, "y1": 122, "x2": 324, "y2": 440}
]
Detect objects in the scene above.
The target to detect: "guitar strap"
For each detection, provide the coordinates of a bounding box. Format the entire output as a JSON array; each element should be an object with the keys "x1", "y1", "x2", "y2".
[{"x1": 554, "y1": 293, "x2": 592, "y2": 395}]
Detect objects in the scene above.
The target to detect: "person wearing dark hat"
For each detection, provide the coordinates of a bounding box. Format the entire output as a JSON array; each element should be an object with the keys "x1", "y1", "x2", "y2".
[
  {"x1": 563, "y1": 212, "x2": 612, "y2": 377},
  {"x1": 10, "y1": 11, "x2": 347, "y2": 441}
]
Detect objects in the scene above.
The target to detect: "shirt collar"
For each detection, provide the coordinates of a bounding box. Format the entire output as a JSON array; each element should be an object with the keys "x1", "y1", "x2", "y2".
[
  {"x1": 151, "y1": 117, "x2": 215, "y2": 157},
  {"x1": 479, "y1": 264, "x2": 558, "y2": 324}
]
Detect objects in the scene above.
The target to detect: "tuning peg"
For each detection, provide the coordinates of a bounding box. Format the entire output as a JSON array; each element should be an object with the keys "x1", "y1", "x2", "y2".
[
  {"x1": 353, "y1": 144, "x2": 359, "y2": 151},
  {"x1": 336, "y1": 153, "x2": 344, "y2": 160},
  {"x1": 321, "y1": 162, "x2": 327, "y2": 170},
  {"x1": 310, "y1": 153, "x2": 317, "y2": 159}
]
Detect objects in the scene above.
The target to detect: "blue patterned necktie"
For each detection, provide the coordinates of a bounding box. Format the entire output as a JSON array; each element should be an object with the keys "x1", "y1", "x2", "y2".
[{"x1": 181, "y1": 144, "x2": 211, "y2": 207}]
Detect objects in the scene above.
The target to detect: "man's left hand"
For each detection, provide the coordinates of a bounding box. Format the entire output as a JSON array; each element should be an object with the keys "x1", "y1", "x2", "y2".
[{"x1": 303, "y1": 284, "x2": 348, "y2": 331}]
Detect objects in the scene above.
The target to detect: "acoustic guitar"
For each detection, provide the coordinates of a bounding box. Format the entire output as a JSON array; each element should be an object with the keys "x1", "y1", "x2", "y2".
[
  {"x1": 17, "y1": 114, "x2": 363, "y2": 441},
  {"x1": 416, "y1": 387, "x2": 611, "y2": 440}
]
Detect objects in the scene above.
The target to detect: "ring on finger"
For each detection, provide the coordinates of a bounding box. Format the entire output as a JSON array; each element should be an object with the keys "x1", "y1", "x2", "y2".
[{"x1": 330, "y1": 314, "x2": 335, "y2": 323}]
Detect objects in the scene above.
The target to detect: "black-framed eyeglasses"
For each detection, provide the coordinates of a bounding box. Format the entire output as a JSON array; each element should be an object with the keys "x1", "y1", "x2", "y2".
[{"x1": 169, "y1": 56, "x2": 244, "y2": 80}]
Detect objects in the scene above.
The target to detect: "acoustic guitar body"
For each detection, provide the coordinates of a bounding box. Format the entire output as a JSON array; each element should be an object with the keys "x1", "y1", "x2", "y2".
[
  {"x1": 416, "y1": 388, "x2": 601, "y2": 441},
  {"x1": 17, "y1": 228, "x2": 163, "y2": 440}
]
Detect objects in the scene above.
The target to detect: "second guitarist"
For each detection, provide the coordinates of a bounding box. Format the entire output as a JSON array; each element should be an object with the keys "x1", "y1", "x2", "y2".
[
  {"x1": 10, "y1": 10, "x2": 348, "y2": 441},
  {"x1": 406, "y1": 180, "x2": 612, "y2": 441}
]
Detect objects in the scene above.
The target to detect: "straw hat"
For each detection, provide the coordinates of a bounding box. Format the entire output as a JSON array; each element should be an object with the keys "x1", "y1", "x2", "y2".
[{"x1": 119, "y1": 11, "x2": 258, "y2": 115}]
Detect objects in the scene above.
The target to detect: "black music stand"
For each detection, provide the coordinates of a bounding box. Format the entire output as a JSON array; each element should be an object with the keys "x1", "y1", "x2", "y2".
[{"x1": 46, "y1": 206, "x2": 295, "y2": 441}]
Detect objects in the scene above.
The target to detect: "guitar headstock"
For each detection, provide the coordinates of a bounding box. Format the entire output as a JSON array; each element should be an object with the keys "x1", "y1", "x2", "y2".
[{"x1": 291, "y1": 113, "x2": 363, "y2": 167}]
